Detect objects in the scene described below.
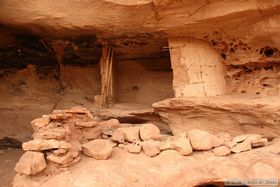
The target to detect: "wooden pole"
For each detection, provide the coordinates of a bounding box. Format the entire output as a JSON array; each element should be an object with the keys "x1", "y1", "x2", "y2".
[{"x1": 99, "y1": 46, "x2": 114, "y2": 108}]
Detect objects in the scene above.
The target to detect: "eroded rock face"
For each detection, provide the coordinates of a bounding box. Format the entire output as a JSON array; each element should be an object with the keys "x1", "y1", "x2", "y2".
[{"x1": 153, "y1": 97, "x2": 280, "y2": 137}]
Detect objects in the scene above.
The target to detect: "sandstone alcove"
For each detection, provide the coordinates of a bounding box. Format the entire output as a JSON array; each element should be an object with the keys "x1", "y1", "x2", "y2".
[{"x1": 1, "y1": 0, "x2": 280, "y2": 186}]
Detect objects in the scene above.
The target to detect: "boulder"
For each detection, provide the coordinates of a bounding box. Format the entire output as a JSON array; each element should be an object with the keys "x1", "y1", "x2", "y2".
[
  {"x1": 142, "y1": 140, "x2": 161, "y2": 157},
  {"x1": 112, "y1": 129, "x2": 125, "y2": 143},
  {"x1": 213, "y1": 146, "x2": 231, "y2": 156},
  {"x1": 82, "y1": 139, "x2": 113, "y2": 160},
  {"x1": 15, "y1": 151, "x2": 47, "y2": 175},
  {"x1": 231, "y1": 140, "x2": 252, "y2": 153},
  {"x1": 22, "y1": 140, "x2": 71, "y2": 151},
  {"x1": 47, "y1": 151, "x2": 79, "y2": 165},
  {"x1": 251, "y1": 138, "x2": 268, "y2": 148},
  {"x1": 31, "y1": 115, "x2": 50, "y2": 130},
  {"x1": 117, "y1": 126, "x2": 140, "y2": 142},
  {"x1": 124, "y1": 144, "x2": 142, "y2": 154},
  {"x1": 160, "y1": 135, "x2": 192, "y2": 156},
  {"x1": 188, "y1": 129, "x2": 219, "y2": 151},
  {"x1": 100, "y1": 119, "x2": 120, "y2": 131},
  {"x1": 140, "y1": 123, "x2": 160, "y2": 141}
]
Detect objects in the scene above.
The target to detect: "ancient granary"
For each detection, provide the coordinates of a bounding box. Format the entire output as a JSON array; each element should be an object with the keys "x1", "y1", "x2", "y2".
[{"x1": 0, "y1": 0, "x2": 280, "y2": 186}]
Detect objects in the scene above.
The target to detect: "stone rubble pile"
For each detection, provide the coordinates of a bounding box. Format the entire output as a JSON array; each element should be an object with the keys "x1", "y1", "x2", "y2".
[{"x1": 14, "y1": 106, "x2": 269, "y2": 176}]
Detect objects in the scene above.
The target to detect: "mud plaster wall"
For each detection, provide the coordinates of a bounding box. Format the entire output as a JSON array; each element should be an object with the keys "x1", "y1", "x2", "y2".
[
  {"x1": 168, "y1": 38, "x2": 228, "y2": 98},
  {"x1": 115, "y1": 58, "x2": 174, "y2": 104}
]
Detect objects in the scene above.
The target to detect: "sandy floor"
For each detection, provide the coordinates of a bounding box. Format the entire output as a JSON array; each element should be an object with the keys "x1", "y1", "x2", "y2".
[{"x1": 0, "y1": 149, "x2": 23, "y2": 187}]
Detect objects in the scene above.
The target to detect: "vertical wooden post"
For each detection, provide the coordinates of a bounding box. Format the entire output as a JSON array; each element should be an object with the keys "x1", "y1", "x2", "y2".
[{"x1": 99, "y1": 46, "x2": 114, "y2": 108}]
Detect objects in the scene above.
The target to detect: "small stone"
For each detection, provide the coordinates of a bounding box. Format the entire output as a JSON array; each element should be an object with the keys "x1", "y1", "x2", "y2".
[
  {"x1": 140, "y1": 123, "x2": 161, "y2": 141},
  {"x1": 22, "y1": 140, "x2": 71, "y2": 151},
  {"x1": 160, "y1": 140, "x2": 173, "y2": 151},
  {"x1": 142, "y1": 140, "x2": 161, "y2": 157},
  {"x1": 111, "y1": 129, "x2": 125, "y2": 143},
  {"x1": 102, "y1": 130, "x2": 114, "y2": 136},
  {"x1": 224, "y1": 140, "x2": 237, "y2": 148},
  {"x1": 213, "y1": 146, "x2": 231, "y2": 156},
  {"x1": 47, "y1": 151, "x2": 79, "y2": 165},
  {"x1": 75, "y1": 121, "x2": 99, "y2": 128},
  {"x1": 124, "y1": 144, "x2": 142, "y2": 154},
  {"x1": 83, "y1": 126, "x2": 102, "y2": 140},
  {"x1": 31, "y1": 116, "x2": 50, "y2": 130},
  {"x1": 100, "y1": 119, "x2": 120, "y2": 131},
  {"x1": 231, "y1": 140, "x2": 252, "y2": 153},
  {"x1": 66, "y1": 106, "x2": 90, "y2": 114},
  {"x1": 15, "y1": 151, "x2": 47, "y2": 175},
  {"x1": 53, "y1": 149, "x2": 67, "y2": 156},
  {"x1": 33, "y1": 127, "x2": 66, "y2": 140},
  {"x1": 101, "y1": 134, "x2": 109, "y2": 139},
  {"x1": 170, "y1": 136, "x2": 193, "y2": 156},
  {"x1": 251, "y1": 138, "x2": 268, "y2": 148},
  {"x1": 82, "y1": 139, "x2": 112, "y2": 160},
  {"x1": 188, "y1": 129, "x2": 219, "y2": 151},
  {"x1": 117, "y1": 126, "x2": 140, "y2": 142},
  {"x1": 49, "y1": 113, "x2": 73, "y2": 120},
  {"x1": 63, "y1": 155, "x2": 81, "y2": 167},
  {"x1": 232, "y1": 135, "x2": 246, "y2": 143}
]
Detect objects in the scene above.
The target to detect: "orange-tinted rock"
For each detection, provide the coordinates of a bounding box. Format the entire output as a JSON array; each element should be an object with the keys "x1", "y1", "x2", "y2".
[
  {"x1": 15, "y1": 151, "x2": 47, "y2": 175},
  {"x1": 142, "y1": 140, "x2": 161, "y2": 157},
  {"x1": 22, "y1": 140, "x2": 71, "y2": 151},
  {"x1": 140, "y1": 123, "x2": 160, "y2": 141},
  {"x1": 47, "y1": 151, "x2": 79, "y2": 165},
  {"x1": 82, "y1": 139, "x2": 112, "y2": 160},
  {"x1": 231, "y1": 140, "x2": 252, "y2": 153},
  {"x1": 117, "y1": 126, "x2": 140, "y2": 142},
  {"x1": 31, "y1": 116, "x2": 50, "y2": 130},
  {"x1": 124, "y1": 144, "x2": 142, "y2": 154},
  {"x1": 213, "y1": 146, "x2": 231, "y2": 156},
  {"x1": 111, "y1": 129, "x2": 125, "y2": 143},
  {"x1": 251, "y1": 138, "x2": 268, "y2": 148}
]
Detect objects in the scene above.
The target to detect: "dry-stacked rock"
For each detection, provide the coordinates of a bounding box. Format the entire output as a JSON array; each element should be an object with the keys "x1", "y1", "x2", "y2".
[{"x1": 14, "y1": 106, "x2": 270, "y2": 177}]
